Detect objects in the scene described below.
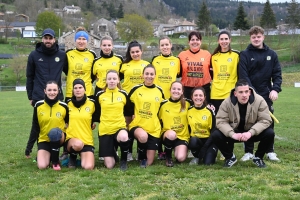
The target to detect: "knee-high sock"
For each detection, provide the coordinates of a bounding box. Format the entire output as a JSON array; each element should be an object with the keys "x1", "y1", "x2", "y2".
[
  {"x1": 163, "y1": 138, "x2": 174, "y2": 158},
  {"x1": 137, "y1": 141, "x2": 147, "y2": 160},
  {"x1": 50, "y1": 141, "x2": 60, "y2": 164},
  {"x1": 119, "y1": 140, "x2": 130, "y2": 161}
]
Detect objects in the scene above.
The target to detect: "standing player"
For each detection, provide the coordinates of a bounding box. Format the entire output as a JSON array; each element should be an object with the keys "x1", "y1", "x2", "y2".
[
  {"x1": 178, "y1": 31, "x2": 211, "y2": 100},
  {"x1": 152, "y1": 36, "x2": 181, "y2": 160},
  {"x1": 94, "y1": 70, "x2": 130, "y2": 171},
  {"x1": 159, "y1": 81, "x2": 190, "y2": 167},
  {"x1": 127, "y1": 64, "x2": 165, "y2": 167},
  {"x1": 119, "y1": 40, "x2": 150, "y2": 161},
  {"x1": 25, "y1": 28, "x2": 67, "y2": 158},
  {"x1": 93, "y1": 36, "x2": 123, "y2": 96},
  {"x1": 210, "y1": 30, "x2": 239, "y2": 113},
  {"x1": 239, "y1": 26, "x2": 282, "y2": 162},
  {"x1": 64, "y1": 27, "x2": 96, "y2": 102}
]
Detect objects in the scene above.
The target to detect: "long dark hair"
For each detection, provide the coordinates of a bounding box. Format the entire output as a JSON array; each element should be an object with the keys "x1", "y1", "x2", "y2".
[
  {"x1": 123, "y1": 40, "x2": 142, "y2": 63},
  {"x1": 212, "y1": 30, "x2": 232, "y2": 55},
  {"x1": 191, "y1": 87, "x2": 207, "y2": 106},
  {"x1": 170, "y1": 81, "x2": 186, "y2": 112}
]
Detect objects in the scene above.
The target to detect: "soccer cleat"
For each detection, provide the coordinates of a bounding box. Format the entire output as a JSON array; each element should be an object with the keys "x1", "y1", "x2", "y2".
[
  {"x1": 140, "y1": 159, "x2": 147, "y2": 168},
  {"x1": 267, "y1": 152, "x2": 280, "y2": 161},
  {"x1": 127, "y1": 152, "x2": 134, "y2": 161},
  {"x1": 165, "y1": 157, "x2": 174, "y2": 167},
  {"x1": 157, "y1": 152, "x2": 166, "y2": 160},
  {"x1": 99, "y1": 157, "x2": 104, "y2": 161},
  {"x1": 253, "y1": 157, "x2": 267, "y2": 168},
  {"x1": 187, "y1": 151, "x2": 193, "y2": 158},
  {"x1": 189, "y1": 158, "x2": 199, "y2": 165},
  {"x1": 240, "y1": 152, "x2": 254, "y2": 161},
  {"x1": 68, "y1": 156, "x2": 77, "y2": 168},
  {"x1": 52, "y1": 163, "x2": 61, "y2": 171},
  {"x1": 59, "y1": 152, "x2": 68, "y2": 161},
  {"x1": 120, "y1": 160, "x2": 128, "y2": 171},
  {"x1": 224, "y1": 155, "x2": 237, "y2": 168}
]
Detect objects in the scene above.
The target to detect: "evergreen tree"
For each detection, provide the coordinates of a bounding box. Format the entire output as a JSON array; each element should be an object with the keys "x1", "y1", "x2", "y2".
[
  {"x1": 286, "y1": 0, "x2": 300, "y2": 30},
  {"x1": 260, "y1": 0, "x2": 277, "y2": 30},
  {"x1": 197, "y1": 1, "x2": 211, "y2": 36},
  {"x1": 117, "y1": 3, "x2": 124, "y2": 18},
  {"x1": 107, "y1": 2, "x2": 116, "y2": 19},
  {"x1": 233, "y1": 2, "x2": 250, "y2": 30}
]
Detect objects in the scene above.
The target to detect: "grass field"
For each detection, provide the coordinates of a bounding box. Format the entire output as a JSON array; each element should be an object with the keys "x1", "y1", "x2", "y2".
[{"x1": 0, "y1": 87, "x2": 300, "y2": 199}]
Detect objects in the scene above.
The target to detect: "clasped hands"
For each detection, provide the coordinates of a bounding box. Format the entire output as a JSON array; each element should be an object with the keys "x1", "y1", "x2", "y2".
[{"x1": 232, "y1": 131, "x2": 252, "y2": 142}]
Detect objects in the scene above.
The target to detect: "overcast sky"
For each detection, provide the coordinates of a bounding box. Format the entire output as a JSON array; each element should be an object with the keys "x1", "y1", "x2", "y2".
[{"x1": 240, "y1": 0, "x2": 290, "y2": 2}]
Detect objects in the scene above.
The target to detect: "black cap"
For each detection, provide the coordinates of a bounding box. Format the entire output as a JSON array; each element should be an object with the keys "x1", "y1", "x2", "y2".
[
  {"x1": 42, "y1": 28, "x2": 55, "y2": 37},
  {"x1": 73, "y1": 79, "x2": 86, "y2": 90}
]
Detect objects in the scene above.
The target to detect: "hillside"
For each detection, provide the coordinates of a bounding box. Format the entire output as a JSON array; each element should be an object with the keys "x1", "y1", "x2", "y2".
[{"x1": 0, "y1": 0, "x2": 290, "y2": 28}]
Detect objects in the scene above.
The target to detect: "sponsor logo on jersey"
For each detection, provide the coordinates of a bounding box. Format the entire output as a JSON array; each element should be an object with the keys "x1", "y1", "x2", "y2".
[
  {"x1": 170, "y1": 61, "x2": 175, "y2": 66},
  {"x1": 202, "y1": 115, "x2": 207, "y2": 120},
  {"x1": 84, "y1": 58, "x2": 89, "y2": 62},
  {"x1": 112, "y1": 62, "x2": 117, "y2": 66},
  {"x1": 117, "y1": 97, "x2": 122, "y2": 101},
  {"x1": 227, "y1": 58, "x2": 232, "y2": 62}
]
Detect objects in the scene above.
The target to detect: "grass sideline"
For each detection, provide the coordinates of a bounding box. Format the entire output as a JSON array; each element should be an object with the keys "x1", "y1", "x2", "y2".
[{"x1": 0, "y1": 87, "x2": 300, "y2": 199}]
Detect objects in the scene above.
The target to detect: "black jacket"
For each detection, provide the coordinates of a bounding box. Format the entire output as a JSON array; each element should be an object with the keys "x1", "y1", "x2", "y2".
[
  {"x1": 26, "y1": 42, "x2": 67, "y2": 101},
  {"x1": 239, "y1": 43, "x2": 282, "y2": 103}
]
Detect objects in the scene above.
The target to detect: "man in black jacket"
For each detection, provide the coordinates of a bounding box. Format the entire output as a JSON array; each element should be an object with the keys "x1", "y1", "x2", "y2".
[
  {"x1": 25, "y1": 28, "x2": 67, "y2": 158},
  {"x1": 239, "y1": 26, "x2": 282, "y2": 162}
]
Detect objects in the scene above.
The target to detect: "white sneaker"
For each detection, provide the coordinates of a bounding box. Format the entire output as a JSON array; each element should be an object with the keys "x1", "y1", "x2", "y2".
[
  {"x1": 99, "y1": 157, "x2": 104, "y2": 161},
  {"x1": 267, "y1": 152, "x2": 280, "y2": 161},
  {"x1": 187, "y1": 151, "x2": 193, "y2": 158},
  {"x1": 127, "y1": 152, "x2": 134, "y2": 161},
  {"x1": 240, "y1": 152, "x2": 254, "y2": 161}
]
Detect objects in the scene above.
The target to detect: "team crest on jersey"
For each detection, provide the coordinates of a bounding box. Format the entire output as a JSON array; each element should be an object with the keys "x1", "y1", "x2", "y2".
[
  {"x1": 170, "y1": 61, "x2": 175, "y2": 66},
  {"x1": 227, "y1": 58, "x2": 232, "y2": 62},
  {"x1": 202, "y1": 115, "x2": 207, "y2": 120},
  {"x1": 141, "y1": 64, "x2": 147, "y2": 67},
  {"x1": 112, "y1": 62, "x2": 117, "y2": 66},
  {"x1": 55, "y1": 57, "x2": 60, "y2": 62},
  {"x1": 155, "y1": 97, "x2": 160, "y2": 102},
  {"x1": 267, "y1": 56, "x2": 271, "y2": 60},
  {"x1": 117, "y1": 97, "x2": 122, "y2": 101},
  {"x1": 200, "y1": 58, "x2": 204, "y2": 61},
  {"x1": 85, "y1": 107, "x2": 91, "y2": 112},
  {"x1": 56, "y1": 112, "x2": 61, "y2": 118},
  {"x1": 84, "y1": 58, "x2": 89, "y2": 62}
]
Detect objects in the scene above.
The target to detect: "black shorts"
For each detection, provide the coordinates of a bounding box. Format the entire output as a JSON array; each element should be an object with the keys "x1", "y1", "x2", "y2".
[
  {"x1": 174, "y1": 138, "x2": 188, "y2": 147},
  {"x1": 98, "y1": 133, "x2": 118, "y2": 157},
  {"x1": 64, "y1": 139, "x2": 94, "y2": 153},
  {"x1": 38, "y1": 142, "x2": 51, "y2": 152},
  {"x1": 129, "y1": 126, "x2": 160, "y2": 150},
  {"x1": 38, "y1": 139, "x2": 65, "y2": 152}
]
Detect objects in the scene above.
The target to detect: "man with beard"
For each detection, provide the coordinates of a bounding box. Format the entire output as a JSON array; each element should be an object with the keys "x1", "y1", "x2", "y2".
[{"x1": 25, "y1": 28, "x2": 67, "y2": 158}]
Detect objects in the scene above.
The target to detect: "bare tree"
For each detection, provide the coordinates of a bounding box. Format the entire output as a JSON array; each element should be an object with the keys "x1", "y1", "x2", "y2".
[{"x1": 10, "y1": 56, "x2": 27, "y2": 86}]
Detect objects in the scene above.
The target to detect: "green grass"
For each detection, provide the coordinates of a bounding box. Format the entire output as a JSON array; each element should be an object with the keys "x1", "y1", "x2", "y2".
[{"x1": 0, "y1": 88, "x2": 300, "y2": 199}]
